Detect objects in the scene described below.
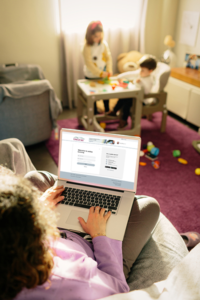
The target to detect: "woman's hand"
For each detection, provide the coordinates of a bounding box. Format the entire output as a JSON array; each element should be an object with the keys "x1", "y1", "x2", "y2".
[
  {"x1": 78, "y1": 206, "x2": 111, "y2": 239},
  {"x1": 40, "y1": 185, "x2": 65, "y2": 208}
]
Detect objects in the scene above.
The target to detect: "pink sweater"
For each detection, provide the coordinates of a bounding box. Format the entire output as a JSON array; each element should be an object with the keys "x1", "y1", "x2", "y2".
[{"x1": 15, "y1": 230, "x2": 129, "y2": 300}]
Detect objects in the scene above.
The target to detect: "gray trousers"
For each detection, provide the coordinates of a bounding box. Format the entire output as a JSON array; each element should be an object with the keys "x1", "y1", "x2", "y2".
[{"x1": 0, "y1": 138, "x2": 188, "y2": 290}]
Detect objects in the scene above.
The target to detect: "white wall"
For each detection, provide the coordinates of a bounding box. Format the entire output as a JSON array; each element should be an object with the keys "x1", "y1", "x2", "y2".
[
  {"x1": 145, "y1": 0, "x2": 179, "y2": 58},
  {"x1": 174, "y1": 0, "x2": 200, "y2": 67},
  {"x1": 0, "y1": 0, "x2": 62, "y2": 100}
]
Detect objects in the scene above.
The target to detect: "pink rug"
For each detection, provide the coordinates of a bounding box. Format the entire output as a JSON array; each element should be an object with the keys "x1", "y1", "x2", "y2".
[{"x1": 46, "y1": 113, "x2": 200, "y2": 233}]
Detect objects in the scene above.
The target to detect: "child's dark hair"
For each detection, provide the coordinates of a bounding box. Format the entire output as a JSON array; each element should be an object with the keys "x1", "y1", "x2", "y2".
[
  {"x1": 85, "y1": 21, "x2": 103, "y2": 45},
  {"x1": 140, "y1": 57, "x2": 157, "y2": 70}
]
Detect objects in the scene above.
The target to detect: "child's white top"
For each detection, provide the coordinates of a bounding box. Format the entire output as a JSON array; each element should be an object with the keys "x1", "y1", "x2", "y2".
[
  {"x1": 117, "y1": 69, "x2": 155, "y2": 94},
  {"x1": 82, "y1": 40, "x2": 112, "y2": 78}
]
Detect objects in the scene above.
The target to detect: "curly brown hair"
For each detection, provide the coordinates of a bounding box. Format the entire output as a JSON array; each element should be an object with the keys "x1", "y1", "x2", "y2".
[{"x1": 0, "y1": 171, "x2": 59, "y2": 300}]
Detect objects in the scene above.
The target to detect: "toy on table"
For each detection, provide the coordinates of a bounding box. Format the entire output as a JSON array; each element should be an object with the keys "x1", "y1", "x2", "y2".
[
  {"x1": 111, "y1": 85, "x2": 116, "y2": 90},
  {"x1": 173, "y1": 150, "x2": 181, "y2": 157},
  {"x1": 178, "y1": 158, "x2": 188, "y2": 165},
  {"x1": 195, "y1": 168, "x2": 200, "y2": 175},
  {"x1": 90, "y1": 81, "x2": 96, "y2": 87}
]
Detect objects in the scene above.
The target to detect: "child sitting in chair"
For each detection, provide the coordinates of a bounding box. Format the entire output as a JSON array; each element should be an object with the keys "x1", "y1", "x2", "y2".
[{"x1": 107, "y1": 55, "x2": 157, "y2": 129}]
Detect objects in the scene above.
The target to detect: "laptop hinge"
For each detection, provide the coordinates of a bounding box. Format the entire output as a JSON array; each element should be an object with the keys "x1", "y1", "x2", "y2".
[{"x1": 66, "y1": 181, "x2": 124, "y2": 193}]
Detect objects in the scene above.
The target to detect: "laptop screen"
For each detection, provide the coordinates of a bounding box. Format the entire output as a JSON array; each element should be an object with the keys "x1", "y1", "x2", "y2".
[{"x1": 58, "y1": 130, "x2": 140, "y2": 192}]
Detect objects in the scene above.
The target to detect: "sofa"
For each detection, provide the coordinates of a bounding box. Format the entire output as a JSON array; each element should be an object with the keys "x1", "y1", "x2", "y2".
[{"x1": 0, "y1": 64, "x2": 62, "y2": 146}]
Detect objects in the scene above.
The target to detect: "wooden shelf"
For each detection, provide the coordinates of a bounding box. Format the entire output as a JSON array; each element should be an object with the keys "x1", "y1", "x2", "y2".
[{"x1": 170, "y1": 68, "x2": 200, "y2": 88}]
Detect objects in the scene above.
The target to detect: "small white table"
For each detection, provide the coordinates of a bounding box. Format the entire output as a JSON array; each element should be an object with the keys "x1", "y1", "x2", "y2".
[{"x1": 77, "y1": 79, "x2": 143, "y2": 136}]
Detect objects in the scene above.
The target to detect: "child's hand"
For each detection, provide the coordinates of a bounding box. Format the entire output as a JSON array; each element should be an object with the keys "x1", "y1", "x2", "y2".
[
  {"x1": 136, "y1": 79, "x2": 141, "y2": 83},
  {"x1": 102, "y1": 71, "x2": 109, "y2": 78}
]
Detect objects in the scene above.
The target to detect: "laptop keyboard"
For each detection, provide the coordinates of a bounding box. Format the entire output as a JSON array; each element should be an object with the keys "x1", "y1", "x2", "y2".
[{"x1": 61, "y1": 187, "x2": 121, "y2": 214}]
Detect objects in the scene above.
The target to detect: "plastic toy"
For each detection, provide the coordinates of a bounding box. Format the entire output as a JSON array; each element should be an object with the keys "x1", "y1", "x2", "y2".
[
  {"x1": 102, "y1": 89, "x2": 107, "y2": 92},
  {"x1": 100, "y1": 122, "x2": 106, "y2": 129},
  {"x1": 111, "y1": 85, "x2": 116, "y2": 90},
  {"x1": 143, "y1": 149, "x2": 148, "y2": 153},
  {"x1": 147, "y1": 144, "x2": 155, "y2": 152},
  {"x1": 195, "y1": 168, "x2": 200, "y2": 175},
  {"x1": 89, "y1": 90, "x2": 95, "y2": 94},
  {"x1": 145, "y1": 153, "x2": 157, "y2": 161},
  {"x1": 90, "y1": 81, "x2": 96, "y2": 87},
  {"x1": 173, "y1": 150, "x2": 181, "y2": 157},
  {"x1": 140, "y1": 151, "x2": 144, "y2": 157},
  {"x1": 150, "y1": 147, "x2": 160, "y2": 156},
  {"x1": 139, "y1": 162, "x2": 147, "y2": 166},
  {"x1": 152, "y1": 160, "x2": 160, "y2": 169},
  {"x1": 123, "y1": 80, "x2": 129, "y2": 84},
  {"x1": 178, "y1": 158, "x2": 188, "y2": 164},
  {"x1": 118, "y1": 82, "x2": 128, "y2": 88}
]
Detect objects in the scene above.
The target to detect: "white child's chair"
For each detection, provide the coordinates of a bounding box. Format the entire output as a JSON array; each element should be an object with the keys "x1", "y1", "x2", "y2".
[{"x1": 142, "y1": 62, "x2": 171, "y2": 132}]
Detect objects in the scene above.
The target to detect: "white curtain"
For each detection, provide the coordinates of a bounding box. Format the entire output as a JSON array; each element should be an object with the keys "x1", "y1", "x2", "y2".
[{"x1": 59, "y1": 0, "x2": 148, "y2": 108}]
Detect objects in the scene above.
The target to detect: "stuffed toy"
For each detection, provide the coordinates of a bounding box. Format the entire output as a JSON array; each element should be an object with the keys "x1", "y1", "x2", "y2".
[{"x1": 117, "y1": 51, "x2": 144, "y2": 73}]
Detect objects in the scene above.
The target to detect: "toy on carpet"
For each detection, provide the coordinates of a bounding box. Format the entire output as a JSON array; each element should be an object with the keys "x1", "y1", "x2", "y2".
[
  {"x1": 195, "y1": 168, "x2": 200, "y2": 175},
  {"x1": 178, "y1": 158, "x2": 188, "y2": 165},
  {"x1": 152, "y1": 160, "x2": 160, "y2": 169},
  {"x1": 173, "y1": 150, "x2": 181, "y2": 157},
  {"x1": 140, "y1": 142, "x2": 160, "y2": 168},
  {"x1": 100, "y1": 122, "x2": 106, "y2": 129},
  {"x1": 139, "y1": 162, "x2": 147, "y2": 166}
]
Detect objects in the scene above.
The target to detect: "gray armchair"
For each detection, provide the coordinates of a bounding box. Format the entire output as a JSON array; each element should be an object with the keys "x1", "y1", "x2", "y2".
[{"x1": 0, "y1": 64, "x2": 62, "y2": 146}]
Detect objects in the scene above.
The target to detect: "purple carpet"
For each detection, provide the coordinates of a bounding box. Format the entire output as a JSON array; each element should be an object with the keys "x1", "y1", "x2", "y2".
[{"x1": 46, "y1": 112, "x2": 200, "y2": 233}]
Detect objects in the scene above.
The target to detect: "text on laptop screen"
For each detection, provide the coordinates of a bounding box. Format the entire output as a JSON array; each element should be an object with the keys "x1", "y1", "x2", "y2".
[{"x1": 59, "y1": 131, "x2": 139, "y2": 191}]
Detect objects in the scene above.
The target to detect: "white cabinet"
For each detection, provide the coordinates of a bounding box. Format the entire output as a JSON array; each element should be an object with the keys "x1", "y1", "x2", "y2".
[
  {"x1": 165, "y1": 77, "x2": 200, "y2": 129},
  {"x1": 187, "y1": 88, "x2": 200, "y2": 127}
]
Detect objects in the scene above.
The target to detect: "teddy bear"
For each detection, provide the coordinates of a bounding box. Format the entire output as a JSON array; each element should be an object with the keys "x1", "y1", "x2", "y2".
[{"x1": 117, "y1": 50, "x2": 144, "y2": 73}]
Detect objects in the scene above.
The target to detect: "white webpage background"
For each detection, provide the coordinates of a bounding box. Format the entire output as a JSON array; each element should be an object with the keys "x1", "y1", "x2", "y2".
[{"x1": 60, "y1": 133, "x2": 138, "y2": 183}]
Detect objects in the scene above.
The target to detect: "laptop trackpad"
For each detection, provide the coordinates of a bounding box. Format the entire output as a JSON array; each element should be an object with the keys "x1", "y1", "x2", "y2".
[{"x1": 66, "y1": 210, "x2": 89, "y2": 226}]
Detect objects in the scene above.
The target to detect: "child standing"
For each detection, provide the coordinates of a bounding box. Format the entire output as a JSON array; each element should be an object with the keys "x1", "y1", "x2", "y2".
[
  {"x1": 82, "y1": 21, "x2": 113, "y2": 114},
  {"x1": 106, "y1": 55, "x2": 157, "y2": 128}
]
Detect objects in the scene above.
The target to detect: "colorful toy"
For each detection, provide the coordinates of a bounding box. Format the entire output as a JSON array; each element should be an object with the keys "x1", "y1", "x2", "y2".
[
  {"x1": 89, "y1": 90, "x2": 95, "y2": 94},
  {"x1": 143, "y1": 149, "x2": 148, "y2": 153},
  {"x1": 102, "y1": 89, "x2": 107, "y2": 92},
  {"x1": 147, "y1": 144, "x2": 155, "y2": 152},
  {"x1": 111, "y1": 85, "x2": 116, "y2": 90},
  {"x1": 150, "y1": 147, "x2": 160, "y2": 156},
  {"x1": 178, "y1": 158, "x2": 188, "y2": 165},
  {"x1": 173, "y1": 150, "x2": 181, "y2": 157},
  {"x1": 140, "y1": 151, "x2": 144, "y2": 157},
  {"x1": 139, "y1": 162, "x2": 147, "y2": 166},
  {"x1": 195, "y1": 168, "x2": 200, "y2": 175},
  {"x1": 123, "y1": 80, "x2": 129, "y2": 84},
  {"x1": 100, "y1": 122, "x2": 106, "y2": 129},
  {"x1": 118, "y1": 82, "x2": 128, "y2": 88},
  {"x1": 152, "y1": 160, "x2": 160, "y2": 169},
  {"x1": 90, "y1": 81, "x2": 96, "y2": 87}
]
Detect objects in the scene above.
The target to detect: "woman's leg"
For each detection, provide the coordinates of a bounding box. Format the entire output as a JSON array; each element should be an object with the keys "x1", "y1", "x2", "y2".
[
  {"x1": 25, "y1": 171, "x2": 58, "y2": 192},
  {"x1": 122, "y1": 196, "x2": 160, "y2": 279},
  {"x1": 0, "y1": 138, "x2": 35, "y2": 176}
]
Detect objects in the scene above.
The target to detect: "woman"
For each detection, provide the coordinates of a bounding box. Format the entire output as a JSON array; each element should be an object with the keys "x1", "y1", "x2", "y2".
[{"x1": 0, "y1": 139, "x2": 160, "y2": 300}]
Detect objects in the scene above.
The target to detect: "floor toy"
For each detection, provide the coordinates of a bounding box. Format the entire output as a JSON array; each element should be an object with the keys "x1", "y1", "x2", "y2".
[
  {"x1": 143, "y1": 149, "x2": 148, "y2": 153},
  {"x1": 173, "y1": 150, "x2": 181, "y2": 157},
  {"x1": 145, "y1": 153, "x2": 158, "y2": 161},
  {"x1": 139, "y1": 162, "x2": 147, "y2": 166},
  {"x1": 178, "y1": 158, "x2": 188, "y2": 164},
  {"x1": 140, "y1": 151, "x2": 144, "y2": 157},
  {"x1": 195, "y1": 168, "x2": 200, "y2": 175},
  {"x1": 147, "y1": 144, "x2": 155, "y2": 152},
  {"x1": 150, "y1": 147, "x2": 160, "y2": 156},
  {"x1": 152, "y1": 160, "x2": 160, "y2": 169}
]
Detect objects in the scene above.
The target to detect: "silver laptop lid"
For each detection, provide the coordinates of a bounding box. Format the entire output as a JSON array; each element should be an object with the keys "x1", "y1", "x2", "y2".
[{"x1": 58, "y1": 129, "x2": 141, "y2": 193}]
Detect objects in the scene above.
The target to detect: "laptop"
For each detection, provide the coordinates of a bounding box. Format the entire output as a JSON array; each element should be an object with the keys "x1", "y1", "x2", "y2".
[{"x1": 55, "y1": 128, "x2": 141, "y2": 241}]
